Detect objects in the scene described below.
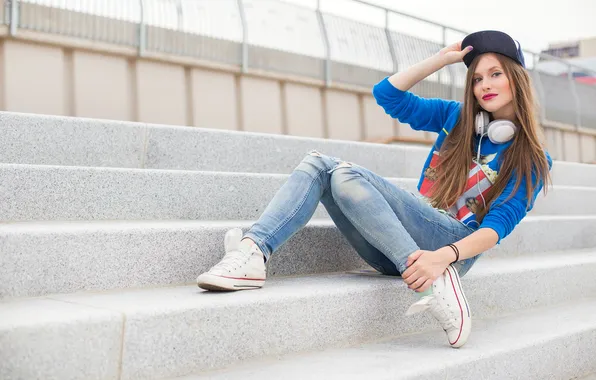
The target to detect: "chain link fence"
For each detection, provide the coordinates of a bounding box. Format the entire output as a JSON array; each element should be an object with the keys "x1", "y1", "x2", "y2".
[{"x1": 3, "y1": 0, "x2": 596, "y2": 128}]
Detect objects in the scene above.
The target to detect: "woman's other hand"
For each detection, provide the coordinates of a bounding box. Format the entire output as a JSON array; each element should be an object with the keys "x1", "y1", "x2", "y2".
[{"x1": 402, "y1": 249, "x2": 454, "y2": 293}]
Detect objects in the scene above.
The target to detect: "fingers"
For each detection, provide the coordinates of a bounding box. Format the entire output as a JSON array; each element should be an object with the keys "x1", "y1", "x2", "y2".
[
  {"x1": 416, "y1": 279, "x2": 433, "y2": 293},
  {"x1": 408, "y1": 276, "x2": 428, "y2": 291},
  {"x1": 402, "y1": 268, "x2": 419, "y2": 285},
  {"x1": 402, "y1": 263, "x2": 421, "y2": 279},
  {"x1": 406, "y1": 250, "x2": 424, "y2": 267},
  {"x1": 461, "y1": 45, "x2": 474, "y2": 57}
]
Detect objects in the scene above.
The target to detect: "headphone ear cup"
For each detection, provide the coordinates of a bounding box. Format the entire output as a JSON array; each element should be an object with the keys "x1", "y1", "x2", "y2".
[
  {"x1": 475, "y1": 112, "x2": 490, "y2": 135},
  {"x1": 487, "y1": 120, "x2": 517, "y2": 144}
]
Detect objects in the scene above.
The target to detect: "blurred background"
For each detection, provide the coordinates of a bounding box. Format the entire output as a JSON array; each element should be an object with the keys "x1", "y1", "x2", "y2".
[{"x1": 0, "y1": 0, "x2": 595, "y2": 162}]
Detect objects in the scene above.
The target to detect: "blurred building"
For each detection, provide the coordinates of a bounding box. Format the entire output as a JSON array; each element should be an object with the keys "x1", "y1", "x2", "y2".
[
  {"x1": 538, "y1": 37, "x2": 596, "y2": 85},
  {"x1": 541, "y1": 37, "x2": 596, "y2": 59}
]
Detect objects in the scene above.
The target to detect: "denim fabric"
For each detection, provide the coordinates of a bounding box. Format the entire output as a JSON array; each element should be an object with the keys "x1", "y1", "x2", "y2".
[{"x1": 243, "y1": 151, "x2": 480, "y2": 277}]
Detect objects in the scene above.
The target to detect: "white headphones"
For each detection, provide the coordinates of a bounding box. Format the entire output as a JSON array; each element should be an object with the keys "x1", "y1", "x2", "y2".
[
  {"x1": 471, "y1": 111, "x2": 517, "y2": 216},
  {"x1": 475, "y1": 111, "x2": 517, "y2": 144}
]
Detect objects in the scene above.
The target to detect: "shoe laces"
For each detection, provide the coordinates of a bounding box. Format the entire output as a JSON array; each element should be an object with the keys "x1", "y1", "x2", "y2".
[
  {"x1": 428, "y1": 296, "x2": 458, "y2": 331},
  {"x1": 211, "y1": 248, "x2": 253, "y2": 273},
  {"x1": 407, "y1": 295, "x2": 458, "y2": 331}
]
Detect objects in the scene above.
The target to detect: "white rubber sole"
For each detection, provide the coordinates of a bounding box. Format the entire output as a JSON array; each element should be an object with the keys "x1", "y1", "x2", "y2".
[
  {"x1": 197, "y1": 272, "x2": 265, "y2": 291},
  {"x1": 445, "y1": 264, "x2": 472, "y2": 348}
]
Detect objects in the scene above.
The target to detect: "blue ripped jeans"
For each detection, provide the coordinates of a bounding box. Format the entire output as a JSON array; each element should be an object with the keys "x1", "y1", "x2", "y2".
[{"x1": 243, "y1": 151, "x2": 479, "y2": 277}]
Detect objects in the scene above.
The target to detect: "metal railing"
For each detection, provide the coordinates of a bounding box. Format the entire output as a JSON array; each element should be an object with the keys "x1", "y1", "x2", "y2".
[{"x1": 3, "y1": 0, "x2": 596, "y2": 129}]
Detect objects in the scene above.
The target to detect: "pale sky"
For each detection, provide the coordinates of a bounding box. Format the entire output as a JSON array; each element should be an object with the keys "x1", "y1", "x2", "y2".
[{"x1": 284, "y1": 0, "x2": 596, "y2": 54}]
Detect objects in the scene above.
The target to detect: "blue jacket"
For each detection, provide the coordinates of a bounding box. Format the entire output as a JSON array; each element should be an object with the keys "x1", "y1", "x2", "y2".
[{"x1": 372, "y1": 77, "x2": 552, "y2": 243}]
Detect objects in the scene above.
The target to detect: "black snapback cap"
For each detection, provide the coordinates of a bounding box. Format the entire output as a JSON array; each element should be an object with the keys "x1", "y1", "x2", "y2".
[{"x1": 461, "y1": 30, "x2": 525, "y2": 68}]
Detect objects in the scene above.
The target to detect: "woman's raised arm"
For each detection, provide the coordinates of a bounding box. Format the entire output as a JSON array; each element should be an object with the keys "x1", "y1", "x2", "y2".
[{"x1": 388, "y1": 41, "x2": 473, "y2": 91}]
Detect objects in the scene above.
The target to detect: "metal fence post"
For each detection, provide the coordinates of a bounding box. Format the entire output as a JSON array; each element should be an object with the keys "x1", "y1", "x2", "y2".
[
  {"x1": 444, "y1": 28, "x2": 458, "y2": 100},
  {"x1": 316, "y1": 0, "x2": 331, "y2": 87},
  {"x1": 567, "y1": 63, "x2": 583, "y2": 161},
  {"x1": 9, "y1": 0, "x2": 19, "y2": 36},
  {"x1": 442, "y1": 26, "x2": 447, "y2": 47},
  {"x1": 567, "y1": 64, "x2": 582, "y2": 128},
  {"x1": 236, "y1": 0, "x2": 248, "y2": 73},
  {"x1": 447, "y1": 65, "x2": 457, "y2": 100},
  {"x1": 176, "y1": 0, "x2": 183, "y2": 31},
  {"x1": 441, "y1": 27, "x2": 452, "y2": 99},
  {"x1": 384, "y1": 10, "x2": 398, "y2": 73},
  {"x1": 531, "y1": 54, "x2": 547, "y2": 124},
  {"x1": 138, "y1": 0, "x2": 146, "y2": 56}
]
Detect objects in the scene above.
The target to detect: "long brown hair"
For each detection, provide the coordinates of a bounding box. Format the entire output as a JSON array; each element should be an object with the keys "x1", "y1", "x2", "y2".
[{"x1": 429, "y1": 53, "x2": 551, "y2": 221}]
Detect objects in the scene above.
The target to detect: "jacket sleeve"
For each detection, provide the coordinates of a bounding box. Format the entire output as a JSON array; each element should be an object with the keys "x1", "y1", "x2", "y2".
[
  {"x1": 372, "y1": 77, "x2": 460, "y2": 133},
  {"x1": 480, "y1": 152, "x2": 553, "y2": 243}
]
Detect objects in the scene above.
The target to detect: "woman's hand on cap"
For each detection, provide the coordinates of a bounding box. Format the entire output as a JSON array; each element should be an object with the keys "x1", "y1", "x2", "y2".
[{"x1": 438, "y1": 41, "x2": 474, "y2": 66}]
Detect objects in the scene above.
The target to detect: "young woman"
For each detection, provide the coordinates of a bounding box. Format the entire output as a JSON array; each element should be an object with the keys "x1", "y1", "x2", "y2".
[{"x1": 196, "y1": 30, "x2": 552, "y2": 348}]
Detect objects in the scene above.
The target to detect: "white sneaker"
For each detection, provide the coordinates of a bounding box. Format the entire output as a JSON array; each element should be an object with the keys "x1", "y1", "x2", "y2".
[
  {"x1": 197, "y1": 228, "x2": 266, "y2": 291},
  {"x1": 405, "y1": 264, "x2": 471, "y2": 348}
]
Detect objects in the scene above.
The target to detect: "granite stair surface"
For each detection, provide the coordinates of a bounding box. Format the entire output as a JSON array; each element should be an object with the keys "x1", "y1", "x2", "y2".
[
  {"x1": 173, "y1": 298, "x2": 596, "y2": 380},
  {"x1": 1, "y1": 112, "x2": 595, "y2": 380}
]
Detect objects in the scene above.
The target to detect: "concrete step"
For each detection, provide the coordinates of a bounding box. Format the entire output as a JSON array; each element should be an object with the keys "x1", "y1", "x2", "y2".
[
  {"x1": 1, "y1": 111, "x2": 595, "y2": 187},
  {"x1": 576, "y1": 374, "x2": 596, "y2": 380},
  {"x1": 0, "y1": 163, "x2": 415, "y2": 222},
  {"x1": 2, "y1": 217, "x2": 595, "y2": 299},
  {"x1": 1, "y1": 164, "x2": 593, "y2": 222},
  {"x1": 178, "y1": 298, "x2": 596, "y2": 380},
  {"x1": 2, "y1": 250, "x2": 596, "y2": 380},
  {"x1": 0, "y1": 111, "x2": 425, "y2": 178}
]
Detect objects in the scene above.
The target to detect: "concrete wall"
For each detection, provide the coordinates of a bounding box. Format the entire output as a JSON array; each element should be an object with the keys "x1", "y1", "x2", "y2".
[
  {"x1": 325, "y1": 90, "x2": 361, "y2": 141},
  {"x1": 3, "y1": 40, "x2": 66, "y2": 115},
  {"x1": 240, "y1": 76, "x2": 283, "y2": 135},
  {"x1": 284, "y1": 83, "x2": 324, "y2": 138},
  {"x1": 0, "y1": 35, "x2": 594, "y2": 163},
  {"x1": 362, "y1": 94, "x2": 395, "y2": 141},
  {"x1": 580, "y1": 38, "x2": 596, "y2": 58},
  {"x1": 136, "y1": 60, "x2": 187, "y2": 126},
  {"x1": 562, "y1": 131, "x2": 582, "y2": 163},
  {"x1": 72, "y1": 51, "x2": 132, "y2": 121},
  {"x1": 545, "y1": 128, "x2": 565, "y2": 161},
  {"x1": 581, "y1": 134, "x2": 596, "y2": 163},
  {"x1": 0, "y1": 40, "x2": 4, "y2": 110},
  {"x1": 190, "y1": 69, "x2": 238, "y2": 131}
]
